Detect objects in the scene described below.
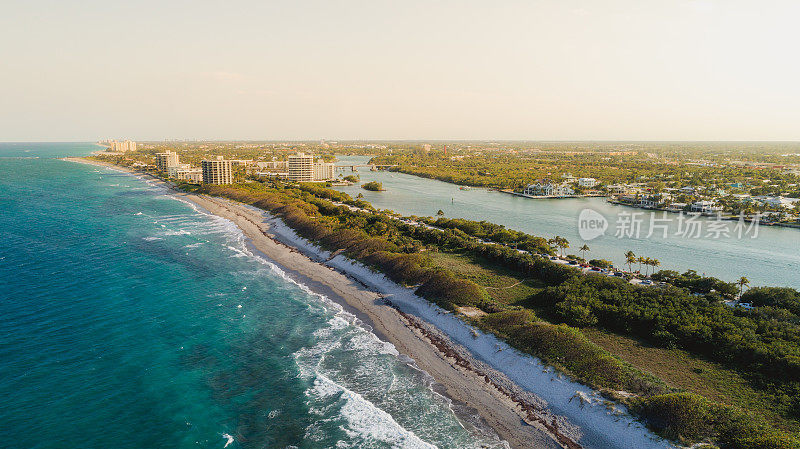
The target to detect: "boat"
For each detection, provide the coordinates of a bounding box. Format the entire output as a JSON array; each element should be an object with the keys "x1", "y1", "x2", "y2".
[{"x1": 459, "y1": 186, "x2": 471, "y2": 190}]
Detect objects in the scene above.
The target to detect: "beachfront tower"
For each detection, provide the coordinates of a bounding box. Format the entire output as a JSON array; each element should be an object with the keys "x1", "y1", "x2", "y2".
[
  {"x1": 288, "y1": 153, "x2": 314, "y2": 182},
  {"x1": 201, "y1": 156, "x2": 233, "y2": 185},
  {"x1": 155, "y1": 150, "x2": 180, "y2": 172}
]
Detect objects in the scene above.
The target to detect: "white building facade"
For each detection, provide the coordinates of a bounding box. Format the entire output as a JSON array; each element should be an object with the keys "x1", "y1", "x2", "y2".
[
  {"x1": 156, "y1": 150, "x2": 179, "y2": 172},
  {"x1": 288, "y1": 153, "x2": 314, "y2": 182},
  {"x1": 313, "y1": 159, "x2": 336, "y2": 181},
  {"x1": 523, "y1": 182, "x2": 575, "y2": 197},
  {"x1": 201, "y1": 156, "x2": 233, "y2": 185}
]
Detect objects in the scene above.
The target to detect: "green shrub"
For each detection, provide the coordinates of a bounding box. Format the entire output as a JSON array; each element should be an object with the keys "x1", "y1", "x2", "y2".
[
  {"x1": 415, "y1": 270, "x2": 489, "y2": 310},
  {"x1": 361, "y1": 181, "x2": 384, "y2": 191}
]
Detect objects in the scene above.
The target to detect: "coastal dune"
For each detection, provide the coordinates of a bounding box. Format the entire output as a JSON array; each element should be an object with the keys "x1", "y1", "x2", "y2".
[
  {"x1": 65, "y1": 158, "x2": 675, "y2": 449},
  {"x1": 183, "y1": 193, "x2": 568, "y2": 449}
]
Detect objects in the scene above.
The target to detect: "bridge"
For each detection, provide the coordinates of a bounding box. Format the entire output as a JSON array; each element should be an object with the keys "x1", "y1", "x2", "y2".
[{"x1": 334, "y1": 164, "x2": 398, "y2": 172}]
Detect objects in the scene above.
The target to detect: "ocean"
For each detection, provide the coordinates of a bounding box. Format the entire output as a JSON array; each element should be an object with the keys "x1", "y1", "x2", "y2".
[{"x1": 0, "y1": 143, "x2": 505, "y2": 449}]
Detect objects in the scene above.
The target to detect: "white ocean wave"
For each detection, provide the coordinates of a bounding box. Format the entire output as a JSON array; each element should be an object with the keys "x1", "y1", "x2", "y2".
[{"x1": 307, "y1": 373, "x2": 437, "y2": 449}]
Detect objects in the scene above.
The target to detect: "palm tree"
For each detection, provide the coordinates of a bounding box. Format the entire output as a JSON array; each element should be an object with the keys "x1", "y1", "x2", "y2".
[
  {"x1": 737, "y1": 277, "x2": 750, "y2": 299},
  {"x1": 579, "y1": 244, "x2": 590, "y2": 261},
  {"x1": 650, "y1": 258, "x2": 661, "y2": 276},
  {"x1": 557, "y1": 236, "x2": 570, "y2": 257},
  {"x1": 637, "y1": 256, "x2": 646, "y2": 274},
  {"x1": 625, "y1": 251, "x2": 636, "y2": 273},
  {"x1": 548, "y1": 236, "x2": 569, "y2": 257}
]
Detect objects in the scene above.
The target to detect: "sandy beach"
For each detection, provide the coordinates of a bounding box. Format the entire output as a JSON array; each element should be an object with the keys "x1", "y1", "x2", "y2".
[
  {"x1": 64, "y1": 157, "x2": 675, "y2": 449},
  {"x1": 64, "y1": 157, "x2": 570, "y2": 448}
]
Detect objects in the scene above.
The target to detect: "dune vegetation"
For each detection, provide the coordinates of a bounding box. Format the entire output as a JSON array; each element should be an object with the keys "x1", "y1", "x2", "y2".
[{"x1": 171, "y1": 178, "x2": 800, "y2": 449}]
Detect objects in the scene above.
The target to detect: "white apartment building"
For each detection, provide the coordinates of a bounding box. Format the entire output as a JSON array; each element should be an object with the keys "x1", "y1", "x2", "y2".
[
  {"x1": 288, "y1": 153, "x2": 314, "y2": 182},
  {"x1": 107, "y1": 139, "x2": 136, "y2": 153},
  {"x1": 155, "y1": 150, "x2": 179, "y2": 172},
  {"x1": 201, "y1": 156, "x2": 233, "y2": 185},
  {"x1": 167, "y1": 164, "x2": 203, "y2": 182},
  {"x1": 256, "y1": 160, "x2": 289, "y2": 170},
  {"x1": 109, "y1": 140, "x2": 137, "y2": 152},
  {"x1": 313, "y1": 159, "x2": 336, "y2": 181},
  {"x1": 285, "y1": 153, "x2": 337, "y2": 182},
  {"x1": 577, "y1": 177, "x2": 597, "y2": 188}
]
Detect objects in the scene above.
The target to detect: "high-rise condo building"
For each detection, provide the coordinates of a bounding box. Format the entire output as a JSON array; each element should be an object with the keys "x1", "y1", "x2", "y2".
[
  {"x1": 201, "y1": 156, "x2": 233, "y2": 185},
  {"x1": 288, "y1": 153, "x2": 314, "y2": 182},
  {"x1": 155, "y1": 150, "x2": 180, "y2": 172},
  {"x1": 313, "y1": 159, "x2": 336, "y2": 181},
  {"x1": 108, "y1": 140, "x2": 137, "y2": 152}
]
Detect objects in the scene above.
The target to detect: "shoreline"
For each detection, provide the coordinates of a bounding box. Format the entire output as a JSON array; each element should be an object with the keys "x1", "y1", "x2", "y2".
[{"x1": 63, "y1": 157, "x2": 675, "y2": 449}]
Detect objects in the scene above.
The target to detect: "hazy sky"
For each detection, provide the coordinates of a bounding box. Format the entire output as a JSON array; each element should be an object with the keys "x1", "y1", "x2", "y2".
[{"x1": 2, "y1": 0, "x2": 799, "y2": 141}]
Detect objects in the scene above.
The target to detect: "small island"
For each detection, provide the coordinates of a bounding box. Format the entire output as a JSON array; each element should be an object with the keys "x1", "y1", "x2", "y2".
[{"x1": 361, "y1": 181, "x2": 385, "y2": 191}]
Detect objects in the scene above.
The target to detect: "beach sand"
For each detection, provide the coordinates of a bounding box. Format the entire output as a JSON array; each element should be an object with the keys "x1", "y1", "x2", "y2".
[
  {"x1": 65, "y1": 157, "x2": 574, "y2": 448},
  {"x1": 65, "y1": 157, "x2": 679, "y2": 449}
]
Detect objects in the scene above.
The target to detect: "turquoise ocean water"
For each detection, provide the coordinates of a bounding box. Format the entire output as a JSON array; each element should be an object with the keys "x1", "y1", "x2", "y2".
[{"x1": 0, "y1": 143, "x2": 504, "y2": 449}]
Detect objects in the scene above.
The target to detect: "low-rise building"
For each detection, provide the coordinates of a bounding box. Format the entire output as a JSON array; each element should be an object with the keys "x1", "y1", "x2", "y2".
[
  {"x1": 167, "y1": 164, "x2": 203, "y2": 182},
  {"x1": 691, "y1": 200, "x2": 722, "y2": 214},
  {"x1": 666, "y1": 202, "x2": 688, "y2": 212},
  {"x1": 605, "y1": 184, "x2": 631, "y2": 195},
  {"x1": 256, "y1": 160, "x2": 289, "y2": 170},
  {"x1": 753, "y1": 196, "x2": 800, "y2": 209},
  {"x1": 577, "y1": 177, "x2": 597, "y2": 188},
  {"x1": 638, "y1": 195, "x2": 662, "y2": 208},
  {"x1": 524, "y1": 182, "x2": 575, "y2": 197}
]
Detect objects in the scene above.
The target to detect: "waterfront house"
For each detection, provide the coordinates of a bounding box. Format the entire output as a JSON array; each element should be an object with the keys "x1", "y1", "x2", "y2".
[
  {"x1": 605, "y1": 184, "x2": 629, "y2": 195},
  {"x1": 667, "y1": 202, "x2": 688, "y2": 212},
  {"x1": 577, "y1": 177, "x2": 597, "y2": 188},
  {"x1": 691, "y1": 200, "x2": 722, "y2": 214},
  {"x1": 753, "y1": 196, "x2": 800, "y2": 209},
  {"x1": 524, "y1": 182, "x2": 575, "y2": 197}
]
